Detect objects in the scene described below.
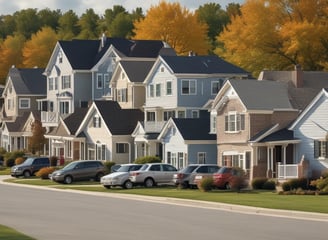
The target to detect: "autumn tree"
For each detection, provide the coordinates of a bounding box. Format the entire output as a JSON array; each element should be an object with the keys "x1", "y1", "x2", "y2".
[
  {"x1": 133, "y1": 1, "x2": 210, "y2": 55},
  {"x1": 217, "y1": 0, "x2": 328, "y2": 77},
  {"x1": 22, "y1": 27, "x2": 57, "y2": 68},
  {"x1": 29, "y1": 119, "x2": 46, "y2": 155},
  {"x1": 0, "y1": 34, "x2": 25, "y2": 84},
  {"x1": 57, "y1": 10, "x2": 80, "y2": 40}
]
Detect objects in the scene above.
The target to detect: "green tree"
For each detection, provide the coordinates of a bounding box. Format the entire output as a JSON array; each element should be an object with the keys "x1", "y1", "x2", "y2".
[
  {"x1": 14, "y1": 9, "x2": 41, "y2": 39},
  {"x1": 196, "y1": 3, "x2": 229, "y2": 53},
  {"x1": 217, "y1": 0, "x2": 328, "y2": 77},
  {"x1": 57, "y1": 10, "x2": 80, "y2": 40},
  {"x1": 0, "y1": 14, "x2": 16, "y2": 39},
  {"x1": 108, "y1": 12, "x2": 134, "y2": 38},
  {"x1": 37, "y1": 8, "x2": 62, "y2": 30},
  {"x1": 133, "y1": 1, "x2": 210, "y2": 55},
  {"x1": 28, "y1": 119, "x2": 46, "y2": 155},
  {"x1": 22, "y1": 27, "x2": 57, "y2": 68},
  {"x1": 77, "y1": 8, "x2": 100, "y2": 39},
  {"x1": 0, "y1": 34, "x2": 25, "y2": 84}
]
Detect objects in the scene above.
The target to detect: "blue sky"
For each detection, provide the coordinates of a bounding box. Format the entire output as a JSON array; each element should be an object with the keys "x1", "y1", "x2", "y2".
[{"x1": 0, "y1": 0, "x2": 245, "y2": 16}]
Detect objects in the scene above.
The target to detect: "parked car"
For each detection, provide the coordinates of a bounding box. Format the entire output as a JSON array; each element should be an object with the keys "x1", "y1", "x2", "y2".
[
  {"x1": 173, "y1": 164, "x2": 220, "y2": 188},
  {"x1": 100, "y1": 164, "x2": 142, "y2": 189},
  {"x1": 129, "y1": 163, "x2": 177, "y2": 187},
  {"x1": 212, "y1": 166, "x2": 248, "y2": 189},
  {"x1": 49, "y1": 160, "x2": 106, "y2": 184},
  {"x1": 11, "y1": 157, "x2": 50, "y2": 178}
]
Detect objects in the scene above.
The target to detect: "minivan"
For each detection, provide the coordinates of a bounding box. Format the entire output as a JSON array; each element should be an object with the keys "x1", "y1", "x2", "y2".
[{"x1": 11, "y1": 157, "x2": 50, "y2": 178}]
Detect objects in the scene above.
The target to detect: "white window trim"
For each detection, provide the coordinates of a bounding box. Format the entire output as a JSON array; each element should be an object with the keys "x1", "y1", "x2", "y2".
[
  {"x1": 166, "y1": 80, "x2": 172, "y2": 96},
  {"x1": 19, "y1": 98, "x2": 30, "y2": 109},
  {"x1": 181, "y1": 79, "x2": 197, "y2": 95},
  {"x1": 97, "y1": 74, "x2": 103, "y2": 89}
]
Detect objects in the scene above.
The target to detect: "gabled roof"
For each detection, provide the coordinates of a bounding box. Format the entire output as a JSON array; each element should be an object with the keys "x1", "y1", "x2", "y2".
[
  {"x1": 59, "y1": 38, "x2": 176, "y2": 70},
  {"x1": 93, "y1": 101, "x2": 144, "y2": 135},
  {"x1": 63, "y1": 107, "x2": 89, "y2": 135},
  {"x1": 172, "y1": 118, "x2": 216, "y2": 140},
  {"x1": 228, "y1": 79, "x2": 294, "y2": 111},
  {"x1": 250, "y1": 126, "x2": 299, "y2": 143},
  {"x1": 7, "y1": 67, "x2": 46, "y2": 95},
  {"x1": 5, "y1": 112, "x2": 30, "y2": 132},
  {"x1": 119, "y1": 60, "x2": 156, "y2": 83},
  {"x1": 161, "y1": 55, "x2": 249, "y2": 75}
]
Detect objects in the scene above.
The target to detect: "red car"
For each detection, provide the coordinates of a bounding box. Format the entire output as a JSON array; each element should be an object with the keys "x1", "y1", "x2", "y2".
[{"x1": 213, "y1": 167, "x2": 247, "y2": 190}]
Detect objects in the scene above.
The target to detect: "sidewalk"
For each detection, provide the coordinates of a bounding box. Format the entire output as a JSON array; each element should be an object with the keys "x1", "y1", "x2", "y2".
[{"x1": 1, "y1": 175, "x2": 328, "y2": 222}]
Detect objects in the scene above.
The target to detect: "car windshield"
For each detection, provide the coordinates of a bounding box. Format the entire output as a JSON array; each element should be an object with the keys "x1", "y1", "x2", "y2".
[
  {"x1": 181, "y1": 165, "x2": 198, "y2": 173},
  {"x1": 139, "y1": 164, "x2": 149, "y2": 171},
  {"x1": 20, "y1": 158, "x2": 34, "y2": 165},
  {"x1": 62, "y1": 161, "x2": 79, "y2": 170},
  {"x1": 117, "y1": 165, "x2": 140, "y2": 172},
  {"x1": 217, "y1": 167, "x2": 231, "y2": 174}
]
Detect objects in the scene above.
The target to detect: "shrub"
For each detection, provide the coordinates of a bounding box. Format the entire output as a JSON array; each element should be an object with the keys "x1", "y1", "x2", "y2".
[
  {"x1": 262, "y1": 180, "x2": 276, "y2": 190},
  {"x1": 310, "y1": 177, "x2": 328, "y2": 192},
  {"x1": 134, "y1": 156, "x2": 161, "y2": 164},
  {"x1": 103, "y1": 161, "x2": 116, "y2": 173},
  {"x1": 251, "y1": 178, "x2": 268, "y2": 189},
  {"x1": 288, "y1": 178, "x2": 308, "y2": 190},
  {"x1": 35, "y1": 167, "x2": 56, "y2": 179},
  {"x1": 197, "y1": 177, "x2": 213, "y2": 192},
  {"x1": 5, "y1": 158, "x2": 15, "y2": 167},
  {"x1": 4, "y1": 150, "x2": 25, "y2": 162},
  {"x1": 281, "y1": 181, "x2": 291, "y2": 191},
  {"x1": 49, "y1": 156, "x2": 58, "y2": 166},
  {"x1": 15, "y1": 157, "x2": 25, "y2": 165}
]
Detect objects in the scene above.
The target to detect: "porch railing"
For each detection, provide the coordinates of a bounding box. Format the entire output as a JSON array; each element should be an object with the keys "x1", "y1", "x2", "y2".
[
  {"x1": 277, "y1": 163, "x2": 299, "y2": 179},
  {"x1": 41, "y1": 111, "x2": 59, "y2": 126}
]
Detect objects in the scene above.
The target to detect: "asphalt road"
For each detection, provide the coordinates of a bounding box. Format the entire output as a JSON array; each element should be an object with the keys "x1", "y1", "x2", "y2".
[{"x1": 0, "y1": 179, "x2": 327, "y2": 240}]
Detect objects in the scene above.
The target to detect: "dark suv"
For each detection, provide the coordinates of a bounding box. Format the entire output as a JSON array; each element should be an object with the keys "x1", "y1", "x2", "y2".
[
  {"x1": 11, "y1": 157, "x2": 50, "y2": 178},
  {"x1": 49, "y1": 160, "x2": 106, "y2": 184}
]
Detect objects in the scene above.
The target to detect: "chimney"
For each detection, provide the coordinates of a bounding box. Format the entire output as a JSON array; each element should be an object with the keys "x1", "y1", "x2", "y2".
[
  {"x1": 292, "y1": 64, "x2": 303, "y2": 88},
  {"x1": 101, "y1": 33, "x2": 106, "y2": 48}
]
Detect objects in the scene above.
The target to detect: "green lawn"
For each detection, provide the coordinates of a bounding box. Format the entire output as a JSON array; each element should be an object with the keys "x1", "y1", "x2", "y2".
[
  {"x1": 4, "y1": 177, "x2": 328, "y2": 214},
  {"x1": 0, "y1": 224, "x2": 36, "y2": 240}
]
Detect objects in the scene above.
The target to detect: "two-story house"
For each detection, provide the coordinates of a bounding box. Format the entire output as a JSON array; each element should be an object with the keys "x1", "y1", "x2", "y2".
[
  {"x1": 211, "y1": 79, "x2": 299, "y2": 180},
  {"x1": 40, "y1": 36, "x2": 175, "y2": 130},
  {"x1": 132, "y1": 55, "x2": 250, "y2": 161}
]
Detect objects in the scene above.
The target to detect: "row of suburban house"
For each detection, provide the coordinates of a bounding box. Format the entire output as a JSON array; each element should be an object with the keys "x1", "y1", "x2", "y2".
[{"x1": 1, "y1": 36, "x2": 328, "y2": 181}]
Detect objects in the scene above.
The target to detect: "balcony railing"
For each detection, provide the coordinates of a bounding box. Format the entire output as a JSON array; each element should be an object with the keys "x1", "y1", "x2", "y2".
[
  {"x1": 41, "y1": 111, "x2": 59, "y2": 125},
  {"x1": 277, "y1": 163, "x2": 299, "y2": 179}
]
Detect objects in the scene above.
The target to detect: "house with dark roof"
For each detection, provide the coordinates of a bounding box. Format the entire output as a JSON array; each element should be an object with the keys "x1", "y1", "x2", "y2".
[
  {"x1": 44, "y1": 108, "x2": 88, "y2": 161},
  {"x1": 288, "y1": 88, "x2": 328, "y2": 178},
  {"x1": 74, "y1": 101, "x2": 144, "y2": 164},
  {"x1": 110, "y1": 58, "x2": 156, "y2": 109},
  {"x1": 157, "y1": 111, "x2": 217, "y2": 169},
  {"x1": 211, "y1": 79, "x2": 300, "y2": 180},
  {"x1": 1, "y1": 67, "x2": 46, "y2": 121},
  {"x1": 0, "y1": 111, "x2": 41, "y2": 152},
  {"x1": 132, "y1": 55, "x2": 250, "y2": 169},
  {"x1": 40, "y1": 36, "x2": 175, "y2": 129}
]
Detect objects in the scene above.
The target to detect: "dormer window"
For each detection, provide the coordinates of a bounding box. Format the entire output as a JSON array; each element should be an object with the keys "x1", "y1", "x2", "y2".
[
  {"x1": 93, "y1": 115, "x2": 101, "y2": 128},
  {"x1": 58, "y1": 51, "x2": 63, "y2": 63}
]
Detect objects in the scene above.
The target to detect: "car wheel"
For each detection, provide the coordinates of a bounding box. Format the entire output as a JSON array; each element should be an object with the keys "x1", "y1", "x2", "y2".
[
  {"x1": 144, "y1": 178, "x2": 155, "y2": 187},
  {"x1": 123, "y1": 180, "x2": 133, "y2": 189},
  {"x1": 64, "y1": 175, "x2": 73, "y2": 184},
  {"x1": 23, "y1": 171, "x2": 31, "y2": 178},
  {"x1": 95, "y1": 172, "x2": 104, "y2": 182}
]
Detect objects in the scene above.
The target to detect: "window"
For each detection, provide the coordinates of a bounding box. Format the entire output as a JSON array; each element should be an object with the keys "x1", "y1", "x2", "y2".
[
  {"x1": 198, "y1": 152, "x2": 206, "y2": 164},
  {"x1": 61, "y1": 75, "x2": 71, "y2": 89},
  {"x1": 49, "y1": 78, "x2": 54, "y2": 90},
  {"x1": 66, "y1": 141, "x2": 72, "y2": 158},
  {"x1": 54, "y1": 77, "x2": 58, "y2": 90},
  {"x1": 97, "y1": 74, "x2": 103, "y2": 89},
  {"x1": 191, "y1": 110, "x2": 199, "y2": 118},
  {"x1": 96, "y1": 143, "x2": 106, "y2": 160},
  {"x1": 58, "y1": 51, "x2": 63, "y2": 63},
  {"x1": 164, "y1": 111, "x2": 175, "y2": 121},
  {"x1": 156, "y1": 83, "x2": 161, "y2": 97},
  {"x1": 19, "y1": 98, "x2": 30, "y2": 109},
  {"x1": 104, "y1": 74, "x2": 110, "y2": 89},
  {"x1": 224, "y1": 112, "x2": 245, "y2": 132},
  {"x1": 166, "y1": 81, "x2": 172, "y2": 95},
  {"x1": 210, "y1": 114, "x2": 217, "y2": 133},
  {"x1": 211, "y1": 81, "x2": 221, "y2": 95},
  {"x1": 93, "y1": 115, "x2": 101, "y2": 128},
  {"x1": 167, "y1": 152, "x2": 171, "y2": 164},
  {"x1": 314, "y1": 140, "x2": 328, "y2": 159},
  {"x1": 147, "y1": 112, "x2": 155, "y2": 121},
  {"x1": 222, "y1": 153, "x2": 246, "y2": 170},
  {"x1": 177, "y1": 111, "x2": 185, "y2": 118},
  {"x1": 59, "y1": 101, "x2": 69, "y2": 114},
  {"x1": 117, "y1": 88, "x2": 127, "y2": 102},
  {"x1": 149, "y1": 84, "x2": 154, "y2": 97},
  {"x1": 181, "y1": 79, "x2": 196, "y2": 95},
  {"x1": 7, "y1": 99, "x2": 13, "y2": 110},
  {"x1": 116, "y1": 143, "x2": 129, "y2": 153}
]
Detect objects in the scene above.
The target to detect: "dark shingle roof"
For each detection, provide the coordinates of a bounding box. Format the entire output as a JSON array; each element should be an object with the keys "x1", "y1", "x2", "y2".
[
  {"x1": 6, "y1": 112, "x2": 30, "y2": 132},
  {"x1": 120, "y1": 60, "x2": 155, "y2": 83},
  {"x1": 63, "y1": 108, "x2": 89, "y2": 135},
  {"x1": 161, "y1": 55, "x2": 249, "y2": 74},
  {"x1": 258, "y1": 128, "x2": 297, "y2": 142},
  {"x1": 172, "y1": 117, "x2": 216, "y2": 141},
  {"x1": 229, "y1": 79, "x2": 294, "y2": 110},
  {"x1": 9, "y1": 67, "x2": 46, "y2": 95},
  {"x1": 94, "y1": 101, "x2": 144, "y2": 135}
]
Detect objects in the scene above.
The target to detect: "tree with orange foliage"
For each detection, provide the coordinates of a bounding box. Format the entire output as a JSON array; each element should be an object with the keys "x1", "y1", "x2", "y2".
[
  {"x1": 217, "y1": 0, "x2": 328, "y2": 77},
  {"x1": 29, "y1": 119, "x2": 46, "y2": 155},
  {"x1": 133, "y1": 1, "x2": 210, "y2": 55},
  {"x1": 22, "y1": 26, "x2": 58, "y2": 68}
]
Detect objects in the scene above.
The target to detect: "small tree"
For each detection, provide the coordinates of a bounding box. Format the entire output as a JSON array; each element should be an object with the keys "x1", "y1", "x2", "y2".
[{"x1": 28, "y1": 119, "x2": 46, "y2": 155}]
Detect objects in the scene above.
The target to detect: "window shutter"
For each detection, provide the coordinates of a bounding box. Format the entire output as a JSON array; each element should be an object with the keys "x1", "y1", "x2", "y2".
[
  {"x1": 225, "y1": 115, "x2": 228, "y2": 131},
  {"x1": 314, "y1": 140, "x2": 319, "y2": 158},
  {"x1": 240, "y1": 114, "x2": 245, "y2": 130}
]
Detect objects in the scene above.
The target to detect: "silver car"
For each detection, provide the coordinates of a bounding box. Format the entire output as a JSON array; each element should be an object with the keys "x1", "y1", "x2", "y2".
[
  {"x1": 100, "y1": 164, "x2": 142, "y2": 189},
  {"x1": 129, "y1": 163, "x2": 177, "y2": 187}
]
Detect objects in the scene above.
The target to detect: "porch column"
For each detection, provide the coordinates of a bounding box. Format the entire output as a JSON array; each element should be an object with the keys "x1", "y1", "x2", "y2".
[
  {"x1": 266, "y1": 146, "x2": 274, "y2": 178},
  {"x1": 282, "y1": 144, "x2": 287, "y2": 178},
  {"x1": 134, "y1": 142, "x2": 137, "y2": 159}
]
